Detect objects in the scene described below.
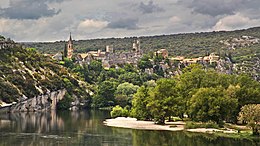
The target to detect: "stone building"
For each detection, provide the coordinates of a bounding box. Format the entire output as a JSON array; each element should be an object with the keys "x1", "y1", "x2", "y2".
[
  {"x1": 155, "y1": 49, "x2": 168, "y2": 58},
  {"x1": 77, "y1": 39, "x2": 143, "y2": 68}
]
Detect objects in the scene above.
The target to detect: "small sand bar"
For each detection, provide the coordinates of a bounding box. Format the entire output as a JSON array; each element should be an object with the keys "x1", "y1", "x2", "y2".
[{"x1": 104, "y1": 117, "x2": 238, "y2": 134}]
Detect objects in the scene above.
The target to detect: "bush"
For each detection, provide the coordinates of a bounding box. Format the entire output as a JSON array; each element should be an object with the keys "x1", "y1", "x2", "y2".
[
  {"x1": 57, "y1": 93, "x2": 73, "y2": 110},
  {"x1": 110, "y1": 105, "x2": 129, "y2": 118},
  {"x1": 185, "y1": 121, "x2": 219, "y2": 129}
]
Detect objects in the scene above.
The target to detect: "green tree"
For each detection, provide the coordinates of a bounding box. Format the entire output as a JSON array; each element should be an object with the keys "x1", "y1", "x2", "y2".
[
  {"x1": 119, "y1": 72, "x2": 142, "y2": 85},
  {"x1": 92, "y1": 80, "x2": 118, "y2": 108},
  {"x1": 147, "y1": 78, "x2": 180, "y2": 124},
  {"x1": 115, "y1": 82, "x2": 139, "y2": 107},
  {"x1": 188, "y1": 87, "x2": 238, "y2": 126},
  {"x1": 235, "y1": 75, "x2": 260, "y2": 109},
  {"x1": 131, "y1": 86, "x2": 153, "y2": 120},
  {"x1": 238, "y1": 104, "x2": 260, "y2": 135}
]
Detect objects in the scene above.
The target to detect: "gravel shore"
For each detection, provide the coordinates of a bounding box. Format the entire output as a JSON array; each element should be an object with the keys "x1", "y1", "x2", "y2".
[{"x1": 104, "y1": 117, "x2": 238, "y2": 134}]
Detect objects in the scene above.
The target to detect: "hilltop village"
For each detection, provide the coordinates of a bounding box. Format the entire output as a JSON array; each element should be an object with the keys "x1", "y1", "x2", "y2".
[{"x1": 53, "y1": 34, "x2": 224, "y2": 76}]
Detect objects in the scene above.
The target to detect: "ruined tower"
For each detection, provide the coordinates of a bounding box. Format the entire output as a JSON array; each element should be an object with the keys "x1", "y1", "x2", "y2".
[{"x1": 132, "y1": 39, "x2": 140, "y2": 53}]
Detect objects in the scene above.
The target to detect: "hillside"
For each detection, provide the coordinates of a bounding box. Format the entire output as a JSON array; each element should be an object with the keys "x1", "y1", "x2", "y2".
[
  {"x1": 0, "y1": 36, "x2": 90, "y2": 107},
  {"x1": 26, "y1": 27, "x2": 260, "y2": 59}
]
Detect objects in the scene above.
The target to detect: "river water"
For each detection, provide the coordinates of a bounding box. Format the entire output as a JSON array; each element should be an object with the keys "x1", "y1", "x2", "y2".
[{"x1": 0, "y1": 110, "x2": 258, "y2": 146}]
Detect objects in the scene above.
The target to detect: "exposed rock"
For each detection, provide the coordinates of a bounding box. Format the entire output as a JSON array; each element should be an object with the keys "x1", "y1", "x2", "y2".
[{"x1": 0, "y1": 89, "x2": 66, "y2": 113}]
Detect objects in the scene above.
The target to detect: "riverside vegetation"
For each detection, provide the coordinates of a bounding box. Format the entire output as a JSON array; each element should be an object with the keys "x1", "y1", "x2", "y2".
[{"x1": 63, "y1": 54, "x2": 260, "y2": 136}]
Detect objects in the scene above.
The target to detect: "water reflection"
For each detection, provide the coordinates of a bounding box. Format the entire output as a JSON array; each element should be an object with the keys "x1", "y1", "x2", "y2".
[{"x1": 0, "y1": 110, "x2": 259, "y2": 146}]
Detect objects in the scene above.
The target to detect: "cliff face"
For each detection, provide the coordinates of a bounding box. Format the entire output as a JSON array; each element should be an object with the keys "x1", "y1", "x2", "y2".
[{"x1": 1, "y1": 89, "x2": 66, "y2": 113}]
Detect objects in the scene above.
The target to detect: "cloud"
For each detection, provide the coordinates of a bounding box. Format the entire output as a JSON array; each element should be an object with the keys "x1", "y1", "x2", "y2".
[
  {"x1": 107, "y1": 18, "x2": 139, "y2": 30},
  {"x1": 78, "y1": 19, "x2": 108, "y2": 29},
  {"x1": 0, "y1": 0, "x2": 63, "y2": 20},
  {"x1": 179, "y1": 0, "x2": 260, "y2": 17},
  {"x1": 213, "y1": 13, "x2": 259, "y2": 31},
  {"x1": 169, "y1": 16, "x2": 181, "y2": 24},
  {"x1": 138, "y1": 1, "x2": 164, "y2": 14},
  {"x1": 77, "y1": 19, "x2": 108, "y2": 33},
  {"x1": 0, "y1": 0, "x2": 260, "y2": 42},
  {"x1": 179, "y1": 0, "x2": 239, "y2": 17}
]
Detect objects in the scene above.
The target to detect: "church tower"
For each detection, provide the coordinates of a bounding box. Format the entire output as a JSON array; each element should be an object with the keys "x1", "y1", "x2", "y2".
[
  {"x1": 64, "y1": 33, "x2": 74, "y2": 59},
  {"x1": 133, "y1": 39, "x2": 140, "y2": 54}
]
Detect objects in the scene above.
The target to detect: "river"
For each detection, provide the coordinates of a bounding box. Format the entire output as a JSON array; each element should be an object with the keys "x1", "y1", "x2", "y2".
[{"x1": 0, "y1": 110, "x2": 258, "y2": 146}]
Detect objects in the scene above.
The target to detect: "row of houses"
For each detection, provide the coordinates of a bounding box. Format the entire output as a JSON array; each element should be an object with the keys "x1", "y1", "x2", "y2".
[{"x1": 170, "y1": 53, "x2": 220, "y2": 65}]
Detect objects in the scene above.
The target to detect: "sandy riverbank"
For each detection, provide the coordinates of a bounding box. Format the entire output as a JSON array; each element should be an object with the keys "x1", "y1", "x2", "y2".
[{"x1": 104, "y1": 117, "x2": 238, "y2": 134}]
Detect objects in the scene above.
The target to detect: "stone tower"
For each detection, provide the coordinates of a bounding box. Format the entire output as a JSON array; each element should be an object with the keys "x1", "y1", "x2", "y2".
[
  {"x1": 133, "y1": 39, "x2": 141, "y2": 56},
  {"x1": 132, "y1": 39, "x2": 140, "y2": 53},
  {"x1": 65, "y1": 33, "x2": 74, "y2": 59}
]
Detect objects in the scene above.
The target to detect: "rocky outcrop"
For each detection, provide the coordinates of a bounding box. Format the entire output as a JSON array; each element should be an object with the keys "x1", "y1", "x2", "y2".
[{"x1": 0, "y1": 89, "x2": 66, "y2": 113}]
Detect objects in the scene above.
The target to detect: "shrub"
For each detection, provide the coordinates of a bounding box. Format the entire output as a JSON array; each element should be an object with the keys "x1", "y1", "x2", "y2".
[
  {"x1": 185, "y1": 121, "x2": 219, "y2": 129},
  {"x1": 110, "y1": 105, "x2": 129, "y2": 118},
  {"x1": 57, "y1": 93, "x2": 73, "y2": 110}
]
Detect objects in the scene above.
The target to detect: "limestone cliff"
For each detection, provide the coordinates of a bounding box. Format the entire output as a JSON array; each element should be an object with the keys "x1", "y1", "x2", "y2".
[{"x1": 1, "y1": 89, "x2": 66, "y2": 113}]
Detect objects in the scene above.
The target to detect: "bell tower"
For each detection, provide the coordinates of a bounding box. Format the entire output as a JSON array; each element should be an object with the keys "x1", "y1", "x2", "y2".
[{"x1": 66, "y1": 32, "x2": 74, "y2": 59}]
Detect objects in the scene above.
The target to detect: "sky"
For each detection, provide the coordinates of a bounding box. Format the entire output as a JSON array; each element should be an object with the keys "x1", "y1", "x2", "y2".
[{"x1": 0, "y1": 0, "x2": 260, "y2": 42}]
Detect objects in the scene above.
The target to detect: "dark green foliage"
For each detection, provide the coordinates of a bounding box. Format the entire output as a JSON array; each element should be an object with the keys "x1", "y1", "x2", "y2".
[
  {"x1": 119, "y1": 72, "x2": 142, "y2": 85},
  {"x1": 57, "y1": 93, "x2": 73, "y2": 110},
  {"x1": 188, "y1": 87, "x2": 238, "y2": 125},
  {"x1": 92, "y1": 80, "x2": 118, "y2": 108},
  {"x1": 0, "y1": 78, "x2": 21, "y2": 103},
  {"x1": 138, "y1": 55, "x2": 153, "y2": 71}
]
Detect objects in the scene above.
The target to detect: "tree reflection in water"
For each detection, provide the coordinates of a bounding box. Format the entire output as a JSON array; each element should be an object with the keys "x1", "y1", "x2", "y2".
[{"x1": 0, "y1": 110, "x2": 259, "y2": 146}]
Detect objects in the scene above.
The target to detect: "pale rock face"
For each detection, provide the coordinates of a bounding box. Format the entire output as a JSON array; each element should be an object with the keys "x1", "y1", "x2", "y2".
[{"x1": 7, "y1": 89, "x2": 67, "y2": 112}]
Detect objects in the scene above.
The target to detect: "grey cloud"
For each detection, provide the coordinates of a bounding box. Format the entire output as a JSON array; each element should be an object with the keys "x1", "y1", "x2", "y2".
[
  {"x1": 107, "y1": 18, "x2": 139, "y2": 30},
  {"x1": 139, "y1": 1, "x2": 164, "y2": 14},
  {"x1": 0, "y1": 0, "x2": 63, "y2": 20},
  {"x1": 178, "y1": 0, "x2": 244, "y2": 17}
]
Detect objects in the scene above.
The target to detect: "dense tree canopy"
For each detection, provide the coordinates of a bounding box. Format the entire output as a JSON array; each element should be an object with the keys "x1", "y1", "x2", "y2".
[{"x1": 130, "y1": 65, "x2": 260, "y2": 125}]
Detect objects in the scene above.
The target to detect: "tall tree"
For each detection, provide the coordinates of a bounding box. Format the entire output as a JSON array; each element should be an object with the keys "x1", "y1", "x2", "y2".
[
  {"x1": 238, "y1": 104, "x2": 260, "y2": 135},
  {"x1": 147, "y1": 78, "x2": 180, "y2": 124},
  {"x1": 131, "y1": 86, "x2": 153, "y2": 120}
]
